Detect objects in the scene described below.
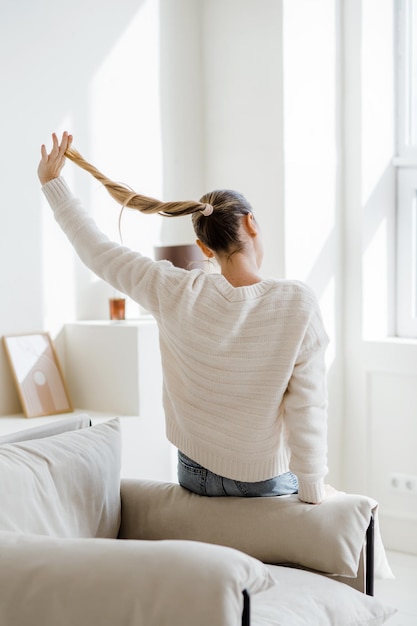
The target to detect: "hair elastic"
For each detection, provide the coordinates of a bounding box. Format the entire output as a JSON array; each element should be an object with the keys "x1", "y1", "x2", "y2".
[{"x1": 200, "y1": 203, "x2": 214, "y2": 216}]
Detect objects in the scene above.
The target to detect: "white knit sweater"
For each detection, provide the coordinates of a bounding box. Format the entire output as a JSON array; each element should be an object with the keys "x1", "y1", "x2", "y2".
[{"x1": 43, "y1": 177, "x2": 329, "y2": 503}]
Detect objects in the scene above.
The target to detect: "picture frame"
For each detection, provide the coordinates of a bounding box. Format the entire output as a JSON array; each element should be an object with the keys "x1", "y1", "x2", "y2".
[{"x1": 2, "y1": 332, "x2": 73, "y2": 418}]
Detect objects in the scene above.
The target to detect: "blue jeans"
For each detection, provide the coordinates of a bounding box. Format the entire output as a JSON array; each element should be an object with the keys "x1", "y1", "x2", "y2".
[{"x1": 177, "y1": 451, "x2": 299, "y2": 497}]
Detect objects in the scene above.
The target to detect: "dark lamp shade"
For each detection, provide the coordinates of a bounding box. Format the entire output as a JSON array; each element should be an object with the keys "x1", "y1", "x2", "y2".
[{"x1": 154, "y1": 244, "x2": 206, "y2": 270}]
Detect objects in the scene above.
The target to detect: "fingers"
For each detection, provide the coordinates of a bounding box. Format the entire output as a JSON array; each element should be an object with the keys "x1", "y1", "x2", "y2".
[
  {"x1": 51, "y1": 132, "x2": 59, "y2": 153},
  {"x1": 41, "y1": 131, "x2": 73, "y2": 158},
  {"x1": 58, "y1": 131, "x2": 69, "y2": 154},
  {"x1": 53, "y1": 131, "x2": 67, "y2": 156}
]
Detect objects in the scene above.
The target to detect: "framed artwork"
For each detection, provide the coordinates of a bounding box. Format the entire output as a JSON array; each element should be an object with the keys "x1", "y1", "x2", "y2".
[{"x1": 2, "y1": 332, "x2": 73, "y2": 418}]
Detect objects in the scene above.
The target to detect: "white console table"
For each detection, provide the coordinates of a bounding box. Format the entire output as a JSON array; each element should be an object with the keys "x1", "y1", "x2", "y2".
[{"x1": 0, "y1": 318, "x2": 177, "y2": 482}]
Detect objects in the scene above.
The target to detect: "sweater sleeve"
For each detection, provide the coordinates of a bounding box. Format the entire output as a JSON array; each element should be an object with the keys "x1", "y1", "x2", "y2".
[
  {"x1": 41, "y1": 177, "x2": 173, "y2": 315},
  {"x1": 283, "y1": 302, "x2": 329, "y2": 504}
]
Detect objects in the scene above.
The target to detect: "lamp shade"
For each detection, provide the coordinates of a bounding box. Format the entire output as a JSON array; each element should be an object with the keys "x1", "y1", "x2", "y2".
[{"x1": 154, "y1": 244, "x2": 206, "y2": 270}]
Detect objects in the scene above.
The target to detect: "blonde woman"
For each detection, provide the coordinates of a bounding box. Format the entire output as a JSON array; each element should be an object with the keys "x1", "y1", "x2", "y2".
[{"x1": 38, "y1": 132, "x2": 331, "y2": 504}]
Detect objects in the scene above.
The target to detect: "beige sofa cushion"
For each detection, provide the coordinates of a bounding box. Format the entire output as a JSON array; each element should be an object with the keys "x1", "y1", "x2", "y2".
[
  {"x1": 0, "y1": 531, "x2": 275, "y2": 626},
  {"x1": 120, "y1": 479, "x2": 392, "y2": 579},
  {"x1": 0, "y1": 418, "x2": 121, "y2": 538},
  {"x1": 252, "y1": 565, "x2": 396, "y2": 626}
]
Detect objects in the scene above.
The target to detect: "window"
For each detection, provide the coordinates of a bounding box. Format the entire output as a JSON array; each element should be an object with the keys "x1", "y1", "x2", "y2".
[{"x1": 395, "y1": 0, "x2": 417, "y2": 337}]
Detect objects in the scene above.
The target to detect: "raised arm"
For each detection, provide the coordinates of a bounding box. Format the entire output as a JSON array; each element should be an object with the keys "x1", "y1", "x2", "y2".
[{"x1": 37, "y1": 133, "x2": 170, "y2": 315}]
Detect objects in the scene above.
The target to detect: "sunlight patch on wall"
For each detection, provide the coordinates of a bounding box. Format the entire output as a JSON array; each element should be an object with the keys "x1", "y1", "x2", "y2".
[
  {"x1": 56, "y1": 0, "x2": 165, "y2": 320},
  {"x1": 283, "y1": 0, "x2": 337, "y2": 289},
  {"x1": 42, "y1": 1, "x2": 164, "y2": 323},
  {"x1": 88, "y1": 0, "x2": 163, "y2": 260},
  {"x1": 283, "y1": 0, "x2": 338, "y2": 363}
]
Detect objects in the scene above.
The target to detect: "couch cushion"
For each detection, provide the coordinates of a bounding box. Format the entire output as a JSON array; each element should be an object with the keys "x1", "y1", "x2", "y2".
[
  {"x1": 0, "y1": 531, "x2": 275, "y2": 626},
  {"x1": 252, "y1": 564, "x2": 396, "y2": 626},
  {"x1": 0, "y1": 418, "x2": 121, "y2": 538},
  {"x1": 119, "y1": 479, "x2": 393, "y2": 579}
]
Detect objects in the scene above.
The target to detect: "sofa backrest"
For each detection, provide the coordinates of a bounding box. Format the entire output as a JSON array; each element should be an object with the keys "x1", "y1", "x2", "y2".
[
  {"x1": 0, "y1": 418, "x2": 121, "y2": 539},
  {"x1": 0, "y1": 414, "x2": 92, "y2": 445}
]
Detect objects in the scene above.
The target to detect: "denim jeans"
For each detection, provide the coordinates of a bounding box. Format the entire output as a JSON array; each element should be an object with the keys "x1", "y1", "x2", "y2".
[{"x1": 177, "y1": 451, "x2": 299, "y2": 497}]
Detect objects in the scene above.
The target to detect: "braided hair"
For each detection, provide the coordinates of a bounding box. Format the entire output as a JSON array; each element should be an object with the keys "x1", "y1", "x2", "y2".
[{"x1": 65, "y1": 146, "x2": 254, "y2": 255}]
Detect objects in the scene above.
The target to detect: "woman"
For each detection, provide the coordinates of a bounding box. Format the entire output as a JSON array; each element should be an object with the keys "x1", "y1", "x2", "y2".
[{"x1": 38, "y1": 131, "x2": 330, "y2": 504}]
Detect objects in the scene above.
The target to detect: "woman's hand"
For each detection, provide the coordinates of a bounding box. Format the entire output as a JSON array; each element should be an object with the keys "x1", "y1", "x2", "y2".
[
  {"x1": 303, "y1": 484, "x2": 345, "y2": 505},
  {"x1": 37, "y1": 131, "x2": 73, "y2": 185}
]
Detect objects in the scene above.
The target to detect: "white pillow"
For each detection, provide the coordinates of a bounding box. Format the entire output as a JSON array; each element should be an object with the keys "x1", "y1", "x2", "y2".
[
  {"x1": 251, "y1": 565, "x2": 397, "y2": 626},
  {"x1": 0, "y1": 531, "x2": 275, "y2": 626},
  {"x1": 0, "y1": 418, "x2": 121, "y2": 538}
]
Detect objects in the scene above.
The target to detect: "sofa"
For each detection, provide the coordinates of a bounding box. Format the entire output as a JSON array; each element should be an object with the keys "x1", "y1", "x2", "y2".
[{"x1": 0, "y1": 416, "x2": 396, "y2": 625}]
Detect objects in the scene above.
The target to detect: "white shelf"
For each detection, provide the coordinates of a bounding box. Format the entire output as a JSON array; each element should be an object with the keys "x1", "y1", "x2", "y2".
[
  {"x1": 0, "y1": 319, "x2": 176, "y2": 483},
  {"x1": 0, "y1": 409, "x2": 116, "y2": 435}
]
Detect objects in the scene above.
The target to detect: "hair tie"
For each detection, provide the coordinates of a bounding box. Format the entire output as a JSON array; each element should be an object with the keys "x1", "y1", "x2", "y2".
[{"x1": 200, "y1": 203, "x2": 214, "y2": 216}]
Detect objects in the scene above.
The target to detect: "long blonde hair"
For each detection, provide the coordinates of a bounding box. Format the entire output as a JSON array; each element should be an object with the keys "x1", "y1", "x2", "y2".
[
  {"x1": 65, "y1": 146, "x2": 208, "y2": 217},
  {"x1": 65, "y1": 146, "x2": 255, "y2": 255}
]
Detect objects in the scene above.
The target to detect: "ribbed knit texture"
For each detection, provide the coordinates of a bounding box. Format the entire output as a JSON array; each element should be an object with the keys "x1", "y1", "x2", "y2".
[{"x1": 43, "y1": 177, "x2": 330, "y2": 503}]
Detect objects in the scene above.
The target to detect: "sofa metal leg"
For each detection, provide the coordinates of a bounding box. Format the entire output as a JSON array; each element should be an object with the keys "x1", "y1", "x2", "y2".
[
  {"x1": 365, "y1": 514, "x2": 374, "y2": 596},
  {"x1": 242, "y1": 589, "x2": 250, "y2": 626}
]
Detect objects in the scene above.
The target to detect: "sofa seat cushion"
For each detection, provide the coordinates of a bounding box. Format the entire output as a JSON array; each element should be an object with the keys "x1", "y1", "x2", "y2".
[
  {"x1": 0, "y1": 531, "x2": 275, "y2": 626},
  {"x1": 0, "y1": 418, "x2": 121, "y2": 538},
  {"x1": 252, "y1": 564, "x2": 396, "y2": 626}
]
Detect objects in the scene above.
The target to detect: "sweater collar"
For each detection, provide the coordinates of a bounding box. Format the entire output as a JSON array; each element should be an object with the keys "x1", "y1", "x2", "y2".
[{"x1": 211, "y1": 274, "x2": 277, "y2": 301}]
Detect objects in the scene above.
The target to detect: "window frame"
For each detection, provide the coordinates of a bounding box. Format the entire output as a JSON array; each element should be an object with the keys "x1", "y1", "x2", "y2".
[{"x1": 395, "y1": 0, "x2": 417, "y2": 337}]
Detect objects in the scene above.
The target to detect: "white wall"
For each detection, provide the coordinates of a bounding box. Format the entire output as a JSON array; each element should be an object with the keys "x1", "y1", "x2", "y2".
[
  {"x1": 0, "y1": 0, "x2": 287, "y2": 402},
  {"x1": 0, "y1": 0, "x2": 146, "y2": 412},
  {"x1": 201, "y1": 0, "x2": 285, "y2": 280},
  {"x1": 0, "y1": 0, "x2": 344, "y2": 486},
  {"x1": 159, "y1": 0, "x2": 285, "y2": 274},
  {"x1": 8, "y1": 1, "x2": 415, "y2": 553},
  {"x1": 158, "y1": 0, "x2": 205, "y2": 246}
]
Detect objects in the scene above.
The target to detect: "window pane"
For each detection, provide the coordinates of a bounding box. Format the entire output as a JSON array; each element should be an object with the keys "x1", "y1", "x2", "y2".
[
  {"x1": 398, "y1": 0, "x2": 417, "y2": 152},
  {"x1": 406, "y1": 0, "x2": 417, "y2": 146}
]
